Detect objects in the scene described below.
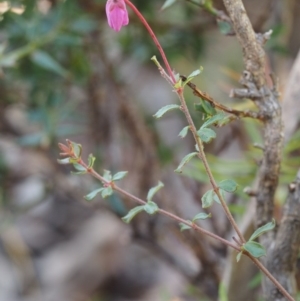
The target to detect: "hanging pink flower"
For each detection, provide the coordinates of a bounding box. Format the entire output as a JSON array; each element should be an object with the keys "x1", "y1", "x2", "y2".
[{"x1": 106, "y1": 0, "x2": 129, "y2": 32}]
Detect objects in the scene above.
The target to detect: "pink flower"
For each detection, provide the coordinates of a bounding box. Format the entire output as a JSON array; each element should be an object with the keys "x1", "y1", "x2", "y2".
[{"x1": 106, "y1": 0, "x2": 129, "y2": 32}]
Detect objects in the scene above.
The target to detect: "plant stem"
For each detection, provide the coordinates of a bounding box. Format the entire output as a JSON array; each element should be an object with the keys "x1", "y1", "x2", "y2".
[
  {"x1": 176, "y1": 90, "x2": 246, "y2": 243},
  {"x1": 124, "y1": 0, "x2": 176, "y2": 84},
  {"x1": 78, "y1": 157, "x2": 294, "y2": 300},
  {"x1": 249, "y1": 256, "x2": 295, "y2": 301},
  {"x1": 78, "y1": 159, "x2": 239, "y2": 251}
]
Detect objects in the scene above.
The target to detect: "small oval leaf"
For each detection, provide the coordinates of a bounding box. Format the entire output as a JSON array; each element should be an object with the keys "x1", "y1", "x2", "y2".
[
  {"x1": 197, "y1": 128, "x2": 216, "y2": 143},
  {"x1": 122, "y1": 206, "x2": 145, "y2": 223},
  {"x1": 249, "y1": 219, "x2": 276, "y2": 242},
  {"x1": 192, "y1": 212, "x2": 212, "y2": 222},
  {"x1": 88, "y1": 154, "x2": 96, "y2": 169},
  {"x1": 144, "y1": 201, "x2": 159, "y2": 214},
  {"x1": 57, "y1": 158, "x2": 70, "y2": 164},
  {"x1": 70, "y1": 141, "x2": 82, "y2": 158},
  {"x1": 112, "y1": 171, "x2": 128, "y2": 181},
  {"x1": 84, "y1": 188, "x2": 104, "y2": 201},
  {"x1": 201, "y1": 113, "x2": 225, "y2": 129},
  {"x1": 101, "y1": 186, "x2": 113, "y2": 198},
  {"x1": 236, "y1": 251, "x2": 243, "y2": 262},
  {"x1": 147, "y1": 181, "x2": 164, "y2": 202},
  {"x1": 103, "y1": 170, "x2": 112, "y2": 181},
  {"x1": 219, "y1": 179, "x2": 237, "y2": 193},
  {"x1": 153, "y1": 104, "x2": 181, "y2": 119},
  {"x1": 179, "y1": 222, "x2": 192, "y2": 232},
  {"x1": 187, "y1": 68, "x2": 203, "y2": 79},
  {"x1": 174, "y1": 152, "x2": 198, "y2": 173},
  {"x1": 201, "y1": 189, "x2": 214, "y2": 208},
  {"x1": 73, "y1": 163, "x2": 86, "y2": 172},
  {"x1": 178, "y1": 126, "x2": 190, "y2": 138},
  {"x1": 243, "y1": 241, "x2": 266, "y2": 258}
]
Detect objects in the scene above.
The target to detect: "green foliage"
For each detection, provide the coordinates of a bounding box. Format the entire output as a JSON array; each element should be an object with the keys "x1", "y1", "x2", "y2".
[
  {"x1": 197, "y1": 127, "x2": 216, "y2": 143},
  {"x1": 144, "y1": 201, "x2": 159, "y2": 214},
  {"x1": 197, "y1": 113, "x2": 228, "y2": 143},
  {"x1": 192, "y1": 212, "x2": 211, "y2": 222},
  {"x1": 178, "y1": 126, "x2": 190, "y2": 138},
  {"x1": 219, "y1": 179, "x2": 238, "y2": 193},
  {"x1": 195, "y1": 99, "x2": 217, "y2": 117},
  {"x1": 153, "y1": 104, "x2": 181, "y2": 118},
  {"x1": 175, "y1": 152, "x2": 198, "y2": 173},
  {"x1": 112, "y1": 171, "x2": 128, "y2": 181},
  {"x1": 122, "y1": 182, "x2": 162, "y2": 223},
  {"x1": 248, "y1": 219, "x2": 276, "y2": 242},
  {"x1": 122, "y1": 206, "x2": 145, "y2": 223},
  {"x1": 179, "y1": 222, "x2": 192, "y2": 231},
  {"x1": 103, "y1": 170, "x2": 112, "y2": 182},
  {"x1": 237, "y1": 220, "x2": 275, "y2": 262},
  {"x1": 147, "y1": 181, "x2": 164, "y2": 202},
  {"x1": 242, "y1": 241, "x2": 266, "y2": 258},
  {"x1": 84, "y1": 188, "x2": 105, "y2": 201},
  {"x1": 181, "y1": 67, "x2": 203, "y2": 87}
]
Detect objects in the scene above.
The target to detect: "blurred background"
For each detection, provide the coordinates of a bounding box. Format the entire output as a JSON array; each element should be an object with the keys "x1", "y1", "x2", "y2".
[{"x1": 0, "y1": 0, "x2": 300, "y2": 300}]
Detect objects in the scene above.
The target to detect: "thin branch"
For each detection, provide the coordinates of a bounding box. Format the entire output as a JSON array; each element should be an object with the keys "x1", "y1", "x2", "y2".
[
  {"x1": 264, "y1": 172, "x2": 300, "y2": 301},
  {"x1": 78, "y1": 159, "x2": 240, "y2": 251},
  {"x1": 176, "y1": 89, "x2": 246, "y2": 244},
  {"x1": 76, "y1": 155, "x2": 293, "y2": 301},
  {"x1": 180, "y1": 75, "x2": 265, "y2": 120}
]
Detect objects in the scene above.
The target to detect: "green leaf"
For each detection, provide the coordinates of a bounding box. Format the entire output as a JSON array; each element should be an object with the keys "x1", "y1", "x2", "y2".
[
  {"x1": 179, "y1": 222, "x2": 192, "y2": 231},
  {"x1": 219, "y1": 179, "x2": 237, "y2": 192},
  {"x1": 187, "y1": 68, "x2": 203, "y2": 79},
  {"x1": 201, "y1": 189, "x2": 214, "y2": 208},
  {"x1": 103, "y1": 170, "x2": 112, "y2": 181},
  {"x1": 195, "y1": 99, "x2": 217, "y2": 116},
  {"x1": 182, "y1": 67, "x2": 203, "y2": 86},
  {"x1": 197, "y1": 127, "x2": 216, "y2": 143},
  {"x1": 144, "y1": 201, "x2": 159, "y2": 214},
  {"x1": 161, "y1": 0, "x2": 177, "y2": 10},
  {"x1": 174, "y1": 152, "x2": 198, "y2": 173},
  {"x1": 249, "y1": 219, "x2": 276, "y2": 242},
  {"x1": 112, "y1": 171, "x2": 128, "y2": 181},
  {"x1": 213, "y1": 189, "x2": 225, "y2": 204},
  {"x1": 122, "y1": 206, "x2": 145, "y2": 223},
  {"x1": 201, "y1": 113, "x2": 225, "y2": 129},
  {"x1": 84, "y1": 188, "x2": 104, "y2": 201},
  {"x1": 174, "y1": 78, "x2": 182, "y2": 89},
  {"x1": 236, "y1": 251, "x2": 243, "y2": 262},
  {"x1": 31, "y1": 50, "x2": 68, "y2": 77},
  {"x1": 73, "y1": 163, "x2": 86, "y2": 172},
  {"x1": 101, "y1": 186, "x2": 113, "y2": 198},
  {"x1": 147, "y1": 181, "x2": 164, "y2": 202},
  {"x1": 153, "y1": 104, "x2": 181, "y2": 118},
  {"x1": 192, "y1": 212, "x2": 211, "y2": 222},
  {"x1": 218, "y1": 115, "x2": 232, "y2": 126},
  {"x1": 178, "y1": 126, "x2": 190, "y2": 138},
  {"x1": 57, "y1": 158, "x2": 70, "y2": 164},
  {"x1": 87, "y1": 154, "x2": 96, "y2": 169},
  {"x1": 243, "y1": 241, "x2": 266, "y2": 258},
  {"x1": 70, "y1": 141, "x2": 82, "y2": 158}
]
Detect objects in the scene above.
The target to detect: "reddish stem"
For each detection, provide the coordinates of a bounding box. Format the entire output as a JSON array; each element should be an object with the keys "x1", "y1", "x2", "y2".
[{"x1": 124, "y1": 0, "x2": 176, "y2": 84}]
